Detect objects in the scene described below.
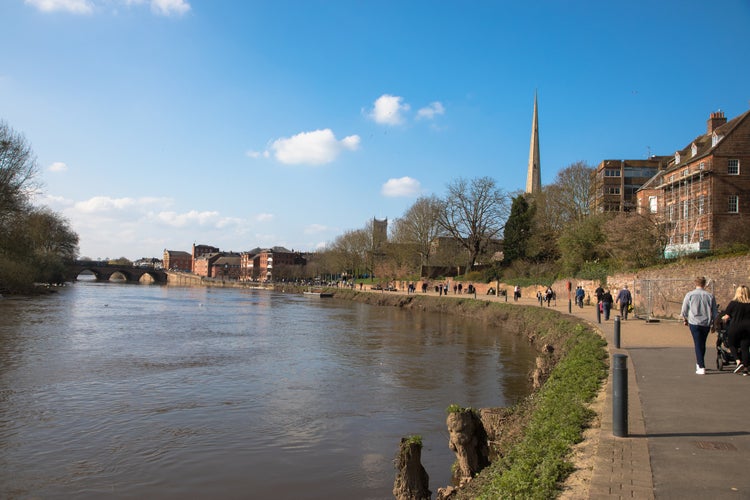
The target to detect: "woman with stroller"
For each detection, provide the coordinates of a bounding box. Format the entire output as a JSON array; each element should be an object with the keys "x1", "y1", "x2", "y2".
[{"x1": 722, "y1": 285, "x2": 750, "y2": 375}]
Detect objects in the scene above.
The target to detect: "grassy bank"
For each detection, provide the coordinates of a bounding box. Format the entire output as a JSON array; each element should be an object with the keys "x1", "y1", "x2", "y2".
[{"x1": 329, "y1": 289, "x2": 608, "y2": 498}]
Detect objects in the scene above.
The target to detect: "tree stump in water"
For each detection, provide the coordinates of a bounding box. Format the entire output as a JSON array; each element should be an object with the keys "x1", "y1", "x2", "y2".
[
  {"x1": 393, "y1": 437, "x2": 431, "y2": 500},
  {"x1": 447, "y1": 409, "x2": 489, "y2": 484}
]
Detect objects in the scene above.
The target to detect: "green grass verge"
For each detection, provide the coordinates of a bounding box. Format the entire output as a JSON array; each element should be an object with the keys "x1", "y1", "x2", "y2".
[{"x1": 475, "y1": 323, "x2": 608, "y2": 499}]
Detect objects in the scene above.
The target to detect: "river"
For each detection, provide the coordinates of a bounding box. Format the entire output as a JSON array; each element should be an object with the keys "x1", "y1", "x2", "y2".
[{"x1": 0, "y1": 280, "x2": 536, "y2": 499}]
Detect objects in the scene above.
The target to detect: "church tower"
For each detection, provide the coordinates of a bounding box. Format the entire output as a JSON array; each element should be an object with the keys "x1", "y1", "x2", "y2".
[{"x1": 525, "y1": 92, "x2": 541, "y2": 194}]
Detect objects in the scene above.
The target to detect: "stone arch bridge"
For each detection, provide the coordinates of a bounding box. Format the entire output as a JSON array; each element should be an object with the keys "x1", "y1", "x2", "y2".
[{"x1": 67, "y1": 260, "x2": 167, "y2": 283}]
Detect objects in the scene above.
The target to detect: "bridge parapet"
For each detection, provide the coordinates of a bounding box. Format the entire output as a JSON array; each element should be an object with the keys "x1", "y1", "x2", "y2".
[{"x1": 68, "y1": 261, "x2": 167, "y2": 283}]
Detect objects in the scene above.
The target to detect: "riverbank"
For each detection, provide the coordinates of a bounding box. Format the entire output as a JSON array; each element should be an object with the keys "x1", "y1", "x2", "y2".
[{"x1": 328, "y1": 289, "x2": 609, "y2": 498}]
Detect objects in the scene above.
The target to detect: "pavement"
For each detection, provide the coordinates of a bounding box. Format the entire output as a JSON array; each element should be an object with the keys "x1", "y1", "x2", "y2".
[
  {"x1": 368, "y1": 288, "x2": 750, "y2": 499},
  {"x1": 504, "y1": 294, "x2": 750, "y2": 499}
]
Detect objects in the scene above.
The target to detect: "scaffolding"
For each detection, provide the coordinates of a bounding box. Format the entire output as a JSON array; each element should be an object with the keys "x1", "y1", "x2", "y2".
[{"x1": 661, "y1": 159, "x2": 712, "y2": 256}]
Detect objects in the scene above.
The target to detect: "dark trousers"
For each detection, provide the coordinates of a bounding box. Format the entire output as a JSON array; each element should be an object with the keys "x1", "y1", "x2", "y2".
[
  {"x1": 728, "y1": 329, "x2": 750, "y2": 367},
  {"x1": 689, "y1": 324, "x2": 711, "y2": 368}
]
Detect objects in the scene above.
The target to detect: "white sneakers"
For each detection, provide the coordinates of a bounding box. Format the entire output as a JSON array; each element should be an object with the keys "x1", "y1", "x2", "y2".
[{"x1": 696, "y1": 364, "x2": 705, "y2": 375}]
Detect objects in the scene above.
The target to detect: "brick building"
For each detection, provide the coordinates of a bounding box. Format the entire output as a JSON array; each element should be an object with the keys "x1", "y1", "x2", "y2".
[
  {"x1": 192, "y1": 243, "x2": 220, "y2": 272},
  {"x1": 591, "y1": 157, "x2": 669, "y2": 213},
  {"x1": 240, "y1": 247, "x2": 306, "y2": 282},
  {"x1": 163, "y1": 249, "x2": 192, "y2": 272},
  {"x1": 636, "y1": 109, "x2": 750, "y2": 256}
]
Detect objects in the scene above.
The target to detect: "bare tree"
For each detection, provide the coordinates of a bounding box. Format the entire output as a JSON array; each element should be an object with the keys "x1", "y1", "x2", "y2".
[
  {"x1": 390, "y1": 195, "x2": 444, "y2": 267},
  {"x1": 545, "y1": 161, "x2": 594, "y2": 226},
  {"x1": 438, "y1": 176, "x2": 509, "y2": 270},
  {"x1": 0, "y1": 120, "x2": 38, "y2": 223}
]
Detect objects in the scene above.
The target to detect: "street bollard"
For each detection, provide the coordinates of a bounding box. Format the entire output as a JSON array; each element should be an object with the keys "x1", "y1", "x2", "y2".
[
  {"x1": 597, "y1": 301, "x2": 601, "y2": 324},
  {"x1": 568, "y1": 299, "x2": 572, "y2": 313},
  {"x1": 614, "y1": 315, "x2": 621, "y2": 349},
  {"x1": 613, "y1": 353, "x2": 629, "y2": 437}
]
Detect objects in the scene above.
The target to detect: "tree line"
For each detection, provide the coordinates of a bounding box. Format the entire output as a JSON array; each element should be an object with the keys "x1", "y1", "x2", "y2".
[
  {"x1": 310, "y1": 162, "x2": 671, "y2": 285},
  {"x1": 0, "y1": 120, "x2": 79, "y2": 293}
]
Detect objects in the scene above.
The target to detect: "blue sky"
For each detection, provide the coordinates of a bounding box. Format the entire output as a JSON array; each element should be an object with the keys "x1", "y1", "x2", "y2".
[{"x1": 2, "y1": 0, "x2": 749, "y2": 260}]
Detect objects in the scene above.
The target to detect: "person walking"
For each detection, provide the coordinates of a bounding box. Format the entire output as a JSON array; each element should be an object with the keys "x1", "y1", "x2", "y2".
[
  {"x1": 721, "y1": 285, "x2": 750, "y2": 375},
  {"x1": 616, "y1": 285, "x2": 633, "y2": 319},
  {"x1": 601, "y1": 289, "x2": 614, "y2": 320},
  {"x1": 680, "y1": 276, "x2": 718, "y2": 375},
  {"x1": 575, "y1": 286, "x2": 585, "y2": 308}
]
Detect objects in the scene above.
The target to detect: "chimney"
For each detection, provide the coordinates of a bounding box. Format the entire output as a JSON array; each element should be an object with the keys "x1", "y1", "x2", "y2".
[{"x1": 707, "y1": 110, "x2": 727, "y2": 134}]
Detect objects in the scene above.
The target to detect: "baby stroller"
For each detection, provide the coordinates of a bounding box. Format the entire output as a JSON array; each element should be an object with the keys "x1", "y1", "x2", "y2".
[{"x1": 715, "y1": 313, "x2": 736, "y2": 371}]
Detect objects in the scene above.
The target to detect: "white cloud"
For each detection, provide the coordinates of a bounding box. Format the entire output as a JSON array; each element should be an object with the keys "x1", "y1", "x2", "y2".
[
  {"x1": 150, "y1": 0, "x2": 190, "y2": 16},
  {"x1": 270, "y1": 129, "x2": 360, "y2": 166},
  {"x1": 304, "y1": 223, "x2": 327, "y2": 234},
  {"x1": 156, "y1": 210, "x2": 222, "y2": 228},
  {"x1": 256, "y1": 213, "x2": 274, "y2": 222},
  {"x1": 25, "y1": 0, "x2": 93, "y2": 14},
  {"x1": 381, "y1": 177, "x2": 422, "y2": 197},
  {"x1": 369, "y1": 94, "x2": 410, "y2": 125},
  {"x1": 72, "y1": 195, "x2": 170, "y2": 213},
  {"x1": 48, "y1": 161, "x2": 69, "y2": 173},
  {"x1": 245, "y1": 150, "x2": 269, "y2": 159},
  {"x1": 26, "y1": 0, "x2": 191, "y2": 16},
  {"x1": 417, "y1": 101, "x2": 445, "y2": 120}
]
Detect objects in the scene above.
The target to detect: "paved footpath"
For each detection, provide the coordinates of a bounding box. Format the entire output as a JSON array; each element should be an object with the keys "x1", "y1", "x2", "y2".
[
  {"x1": 514, "y1": 295, "x2": 750, "y2": 499},
  {"x1": 370, "y1": 289, "x2": 750, "y2": 498}
]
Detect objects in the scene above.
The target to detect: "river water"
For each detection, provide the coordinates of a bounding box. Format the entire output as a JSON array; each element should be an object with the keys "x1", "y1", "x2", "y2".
[{"x1": 0, "y1": 281, "x2": 536, "y2": 499}]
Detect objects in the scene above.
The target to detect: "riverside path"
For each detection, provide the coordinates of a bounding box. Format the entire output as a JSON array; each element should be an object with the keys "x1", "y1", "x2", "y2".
[{"x1": 361, "y1": 285, "x2": 750, "y2": 499}]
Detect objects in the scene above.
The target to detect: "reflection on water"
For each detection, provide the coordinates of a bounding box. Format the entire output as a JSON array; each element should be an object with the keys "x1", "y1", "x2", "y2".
[{"x1": 0, "y1": 283, "x2": 536, "y2": 499}]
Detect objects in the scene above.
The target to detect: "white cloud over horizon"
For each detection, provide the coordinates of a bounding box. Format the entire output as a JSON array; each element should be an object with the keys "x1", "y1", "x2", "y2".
[
  {"x1": 38, "y1": 194, "x2": 266, "y2": 259},
  {"x1": 381, "y1": 176, "x2": 421, "y2": 197}
]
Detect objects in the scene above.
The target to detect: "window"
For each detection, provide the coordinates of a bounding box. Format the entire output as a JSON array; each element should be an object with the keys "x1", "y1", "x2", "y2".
[
  {"x1": 649, "y1": 196, "x2": 658, "y2": 214},
  {"x1": 699, "y1": 230, "x2": 705, "y2": 242},
  {"x1": 604, "y1": 169, "x2": 621, "y2": 177},
  {"x1": 712, "y1": 132, "x2": 722, "y2": 147},
  {"x1": 683, "y1": 201, "x2": 689, "y2": 219},
  {"x1": 669, "y1": 174, "x2": 675, "y2": 183},
  {"x1": 682, "y1": 169, "x2": 689, "y2": 177},
  {"x1": 698, "y1": 195, "x2": 704, "y2": 215},
  {"x1": 607, "y1": 187, "x2": 621, "y2": 195},
  {"x1": 675, "y1": 152, "x2": 681, "y2": 164},
  {"x1": 668, "y1": 204, "x2": 674, "y2": 221},
  {"x1": 729, "y1": 195, "x2": 739, "y2": 213},
  {"x1": 728, "y1": 159, "x2": 740, "y2": 175},
  {"x1": 691, "y1": 143, "x2": 698, "y2": 157},
  {"x1": 699, "y1": 161, "x2": 705, "y2": 170},
  {"x1": 683, "y1": 233, "x2": 689, "y2": 244}
]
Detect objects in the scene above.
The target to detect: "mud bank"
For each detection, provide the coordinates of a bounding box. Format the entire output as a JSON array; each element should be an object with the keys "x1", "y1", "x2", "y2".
[{"x1": 328, "y1": 289, "x2": 608, "y2": 498}]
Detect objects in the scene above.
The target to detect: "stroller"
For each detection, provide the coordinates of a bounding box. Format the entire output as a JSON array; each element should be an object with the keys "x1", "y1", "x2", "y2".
[{"x1": 715, "y1": 312, "x2": 736, "y2": 370}]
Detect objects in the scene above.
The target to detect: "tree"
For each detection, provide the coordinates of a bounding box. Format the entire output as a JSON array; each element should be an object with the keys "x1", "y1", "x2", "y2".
[
  {"x1": 557, "y1": 213, "x2": 611, "y2": 276},
  {"x1": 502, "y1": 194, "x2": 535, "y2": 265},
  {"x1": 545, "y1": 161, "x2": 595, "y2": 226},
  {"x1": 0, "y1": 120, "x2": 38, "y2": 223},
  {"x1": 390, "y1": 195, "x2": 444, "y2": 268},
  {"x1": 0, "y1": 120, "x2": 80, "y2": 290},
  {"x1": 438, "y1": 176, "x2": 509, "y2": 270},
  {"x1": 605, "y1": 212, "x2": 664, "y2": 269}
]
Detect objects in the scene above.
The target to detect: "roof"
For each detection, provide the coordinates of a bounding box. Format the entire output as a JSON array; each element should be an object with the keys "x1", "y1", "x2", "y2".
[
  {"x1": 164, "y1": 250, "x2": 191, "y2": 257},
  {"x1": 668, "y1": 109, "x2": 750, "y2": 171}
]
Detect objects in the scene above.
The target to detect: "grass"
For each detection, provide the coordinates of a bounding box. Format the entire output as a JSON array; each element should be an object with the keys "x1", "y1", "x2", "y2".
[{"x1": 473, "y1": 323, "x2": 608, "y2": 499}]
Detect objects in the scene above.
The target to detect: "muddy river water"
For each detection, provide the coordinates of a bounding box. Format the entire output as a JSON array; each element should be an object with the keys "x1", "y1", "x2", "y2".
[{"x1": 0, "y1": 281, "x2": 536, "y2": 499}]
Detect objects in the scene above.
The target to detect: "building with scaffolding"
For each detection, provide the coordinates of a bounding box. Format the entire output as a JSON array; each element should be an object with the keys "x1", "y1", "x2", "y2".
[{"x1": 636, "y1": 109, "x2": 750, "y2": 257}]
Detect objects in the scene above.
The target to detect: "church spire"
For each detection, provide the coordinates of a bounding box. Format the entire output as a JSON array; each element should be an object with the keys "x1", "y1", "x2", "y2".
[{"x1": 525, "y1": 91, "x2": 541, "y2": 194}]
